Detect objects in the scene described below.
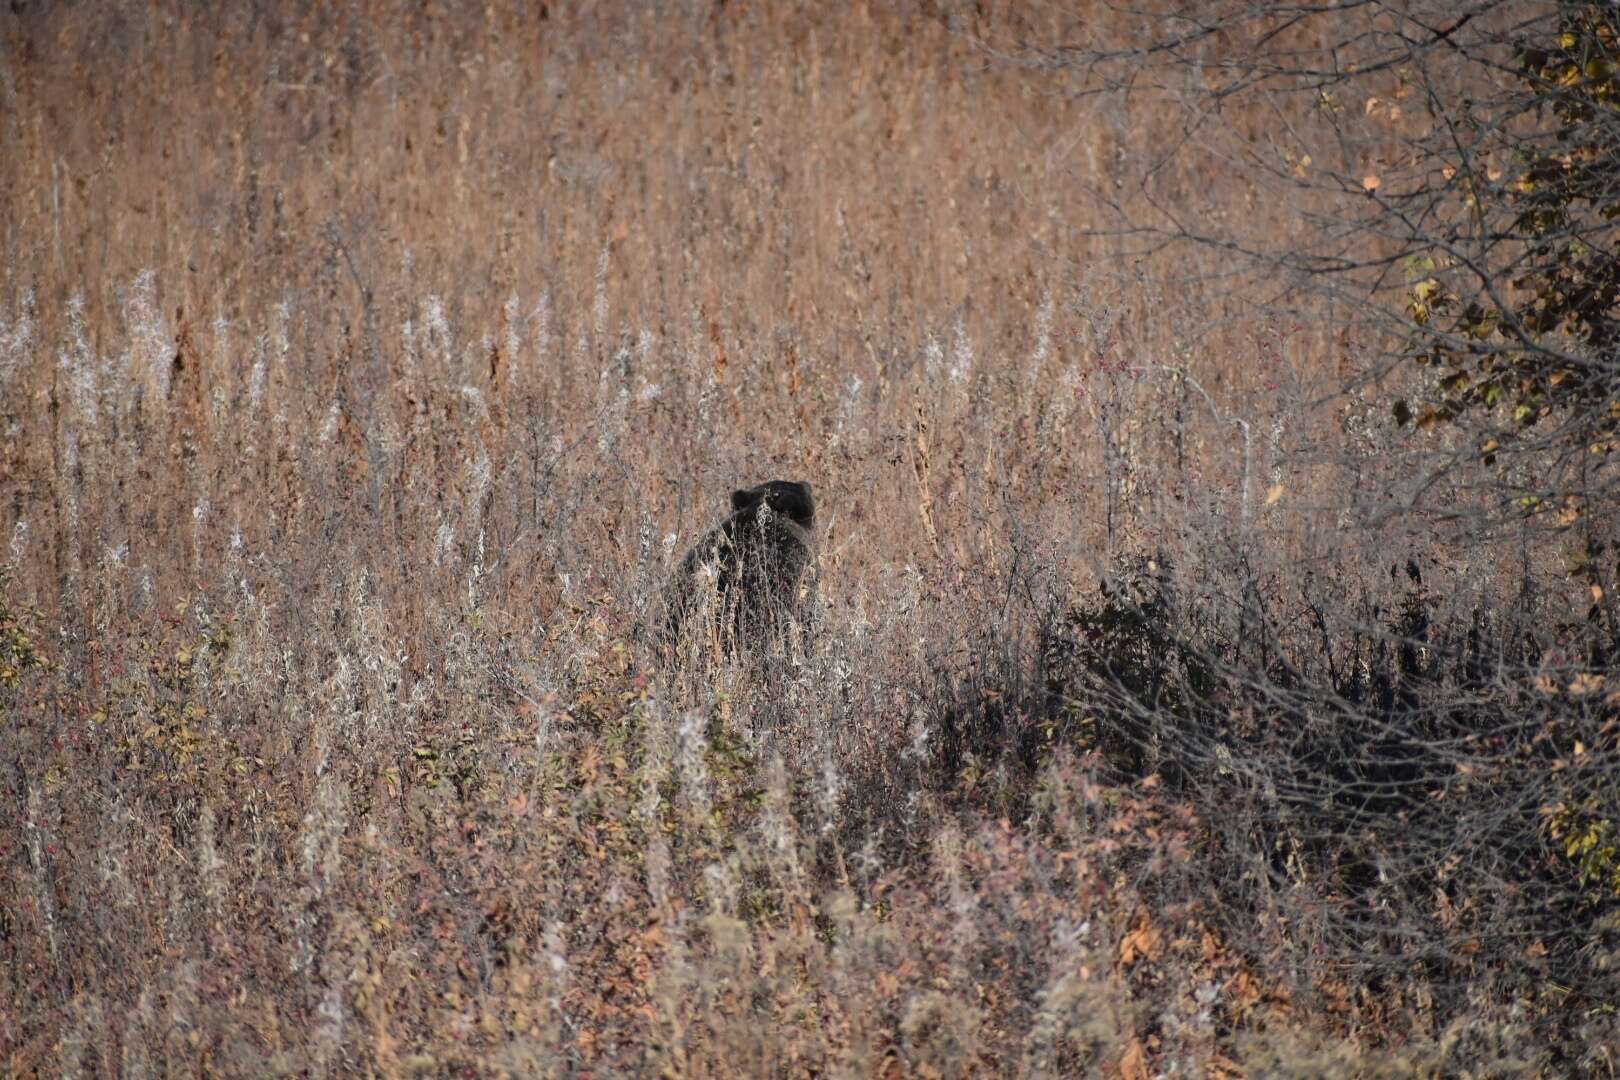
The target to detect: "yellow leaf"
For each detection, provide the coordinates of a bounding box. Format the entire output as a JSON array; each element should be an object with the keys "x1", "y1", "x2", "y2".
[{"x1": 1265, "y1": 484, "x2": 1285, "y2": 506}]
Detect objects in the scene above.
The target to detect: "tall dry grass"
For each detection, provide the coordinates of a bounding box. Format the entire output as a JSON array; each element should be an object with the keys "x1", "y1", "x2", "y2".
[{"x1": 2, "y1": 2, "x2": 1613, "y2": 1075}]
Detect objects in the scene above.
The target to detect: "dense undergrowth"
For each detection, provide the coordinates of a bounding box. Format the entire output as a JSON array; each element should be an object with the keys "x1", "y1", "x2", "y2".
[{"x1": 2, "y1": 2, "x2": 1618, "y2": 1075}]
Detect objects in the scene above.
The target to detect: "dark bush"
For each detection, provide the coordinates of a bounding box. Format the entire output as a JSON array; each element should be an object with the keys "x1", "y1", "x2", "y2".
[{"x1": 1029, "y1": 548, "x2": 1620, "y2": 1049}]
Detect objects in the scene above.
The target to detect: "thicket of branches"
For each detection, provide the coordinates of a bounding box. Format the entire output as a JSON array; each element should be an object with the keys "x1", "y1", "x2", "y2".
[
  {"x1": 1003, "y1": 1, "x2": 1620, "y2": 513},
  {"x1": 943, "y1": 0, "x2": 1620, "y2": 1061}
]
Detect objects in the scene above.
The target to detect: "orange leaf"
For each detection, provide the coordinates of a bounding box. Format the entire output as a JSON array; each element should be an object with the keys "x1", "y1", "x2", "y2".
[
  {"x1": 1110, "y1": 1039, "x2": 1150, "y2": 1080},
  {"x1": 1120, "y1": 919, "x2": 1163, "y2": 966},
  {"x1": 1231, "y1": 969, "x2": 1262, "y2": 1011},
  {"x1": 1363, "y1": 175, "x2": 1381, "y2": 191}
]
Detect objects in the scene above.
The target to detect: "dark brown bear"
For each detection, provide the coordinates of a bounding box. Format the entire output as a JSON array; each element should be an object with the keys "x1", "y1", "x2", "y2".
[{"x1": 662, "y1": 479, "x2": 816, "y2": 653}]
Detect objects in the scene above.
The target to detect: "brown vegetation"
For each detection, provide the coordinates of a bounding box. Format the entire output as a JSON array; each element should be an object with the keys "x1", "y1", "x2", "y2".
[{"x1": 1, "y1": 2, "x2": 1615, "y2": 1075}]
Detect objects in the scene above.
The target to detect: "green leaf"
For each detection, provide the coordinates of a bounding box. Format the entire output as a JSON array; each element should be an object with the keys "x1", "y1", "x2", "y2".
[{"x1": 1401, "y1": 253, "x2": 1437, "y2": 279}]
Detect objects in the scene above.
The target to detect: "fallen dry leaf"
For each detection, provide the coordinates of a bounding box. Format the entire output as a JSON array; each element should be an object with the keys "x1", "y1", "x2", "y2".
[
  {"x1": 1120, "y1": 919, "x2": 1163, "y2": 966},
  {"x1": 1110, "y1": 1039, "x2": 1150, "y2": 1080}
]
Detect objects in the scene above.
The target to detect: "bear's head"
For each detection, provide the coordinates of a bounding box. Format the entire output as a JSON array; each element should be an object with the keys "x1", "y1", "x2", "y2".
[{"x1": 731, "y1": 479, "x2": 815, "y2": 530}]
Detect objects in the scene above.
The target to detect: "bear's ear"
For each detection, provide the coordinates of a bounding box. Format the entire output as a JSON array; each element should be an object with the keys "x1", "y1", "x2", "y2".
[{"x1": 731, "y1": 488, "x2": 757, "y2": 512}]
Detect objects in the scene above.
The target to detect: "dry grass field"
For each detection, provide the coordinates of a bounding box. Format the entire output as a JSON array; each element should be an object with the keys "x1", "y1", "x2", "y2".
[{"x1": 2, "y1": 2, "x2": 1617, "y2": 1075}]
